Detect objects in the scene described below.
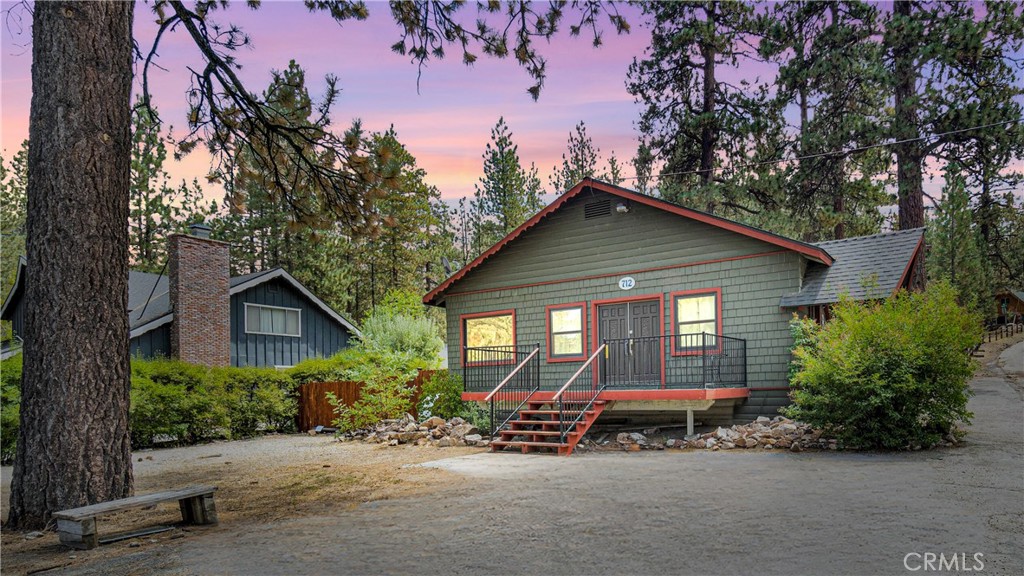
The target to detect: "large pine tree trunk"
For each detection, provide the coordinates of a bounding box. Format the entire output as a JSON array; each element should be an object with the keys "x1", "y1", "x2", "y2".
[
  {"x1": 699, "y1": 3, "x2": 718, "y2": 193},
  {"x1": 7, "y1": 1, "x2": 135, "y2": 530},
  {"x1": 892, "y1": 0, "x2": 925, "y2": 230}
]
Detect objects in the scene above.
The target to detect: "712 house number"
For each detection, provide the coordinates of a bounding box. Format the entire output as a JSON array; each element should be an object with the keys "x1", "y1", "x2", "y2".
[{"x1": 618, "y1": 277, "x2": 636, "y2": 290}]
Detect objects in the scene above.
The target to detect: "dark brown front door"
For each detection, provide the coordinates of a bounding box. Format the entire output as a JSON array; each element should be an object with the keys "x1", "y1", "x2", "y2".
[{"x1": 598, "y1": 299, "x2": 661, "y2": 387}]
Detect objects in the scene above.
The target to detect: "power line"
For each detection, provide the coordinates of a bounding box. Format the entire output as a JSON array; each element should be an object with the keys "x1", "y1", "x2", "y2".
[{"x1": 621, "y1": 117, "x2": 1022, "y2": 182}]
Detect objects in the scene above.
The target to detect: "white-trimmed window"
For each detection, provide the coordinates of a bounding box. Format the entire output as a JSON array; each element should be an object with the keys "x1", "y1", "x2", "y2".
[{"x1": 245, "y1": 303, "x2": 301, "y2": 337}]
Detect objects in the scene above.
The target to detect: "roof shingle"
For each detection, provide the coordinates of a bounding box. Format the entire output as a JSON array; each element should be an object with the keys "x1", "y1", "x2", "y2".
[{"x1": 779, "y1": 228, "x2": 924, "y2": 307}]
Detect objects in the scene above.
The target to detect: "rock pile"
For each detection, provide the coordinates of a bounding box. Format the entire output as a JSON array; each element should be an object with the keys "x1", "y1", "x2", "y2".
[
  {"x1": 338, "y1": 413, "x2": 490, "y2": 448},
  {"x1": 612, "y1": 416, "x2": 832, "y2": 452}
]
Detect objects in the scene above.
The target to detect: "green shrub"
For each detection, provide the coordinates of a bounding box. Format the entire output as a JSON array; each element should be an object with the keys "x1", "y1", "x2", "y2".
[
  {"x1": 1, "y1": 355, "x2": 22, "y2": 464},
  {"x1": 787, "y1": 314, "x2": 820, "y2": 384},
  {"x1": 785, "y1": 282, "x2": 981, "y2": 449},
  {"x1": 130, "y1": 375, "x2": 192, "y2": 448},
  {"x1": 417, "y1": 370, "x2": 464, "y2": 420},
  {"x1": 215, "y1": 367, "x2": 297, "y2": 438},
  {"x1": 328, "y1": 374, "x2": 416, "y2": 433},
  {"x1": 358, "y1": 313, "x2": 442, "y2": 369},
  {"x1": 130, "y1": 358, "x2": 229, "y2": 446},
  {"x1": 288, "y1": 355, "x2": 349, "y2": 387}
]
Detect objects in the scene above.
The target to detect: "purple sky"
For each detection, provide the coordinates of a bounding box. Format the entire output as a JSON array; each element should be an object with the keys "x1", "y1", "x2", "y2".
[
  {"x1": 1, "y1": 1, "x2": 654, "y2": 201},
  {"x1": 2, "y1": 2, "x2": 1019, "y2": 207}
]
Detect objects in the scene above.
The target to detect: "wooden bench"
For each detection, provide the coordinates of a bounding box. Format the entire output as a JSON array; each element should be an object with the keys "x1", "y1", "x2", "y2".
[{"x1": 54, "y1": 485, "x2": 218, "y2": 549}]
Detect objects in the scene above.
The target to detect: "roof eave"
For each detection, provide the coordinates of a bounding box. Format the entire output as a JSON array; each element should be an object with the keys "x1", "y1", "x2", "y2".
[{"x1": 230, "y1": 268, "x2": 362, "y2": 337}]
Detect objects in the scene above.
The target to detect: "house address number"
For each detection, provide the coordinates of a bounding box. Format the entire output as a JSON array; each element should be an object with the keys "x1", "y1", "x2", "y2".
[{"x1": 618, "y1": 276, "x2": 636, "y2": 290}]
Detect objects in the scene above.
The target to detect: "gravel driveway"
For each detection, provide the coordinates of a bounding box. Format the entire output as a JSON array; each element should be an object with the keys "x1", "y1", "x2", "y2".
[{"x1": 8, "y1": 341, "x2": 1023, "y2": 575}]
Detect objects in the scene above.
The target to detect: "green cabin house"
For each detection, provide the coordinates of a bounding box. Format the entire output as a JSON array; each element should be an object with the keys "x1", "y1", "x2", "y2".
[{"x1": 424, "y1": 179, "x2": 924, "y2": 455}]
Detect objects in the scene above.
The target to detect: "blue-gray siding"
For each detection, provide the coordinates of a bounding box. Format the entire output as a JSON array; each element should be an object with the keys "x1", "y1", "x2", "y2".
[
  {"x1": 230, "y1": 278, "x2": 351, "y2": 367},
  {"x1": 130, "y1": 324, "x2": 170, "y2": 359}
]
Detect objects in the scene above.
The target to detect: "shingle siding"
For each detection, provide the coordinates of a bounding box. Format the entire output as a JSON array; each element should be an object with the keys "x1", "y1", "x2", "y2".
[{"x1": 442, "y1": 192, "x2": 802, "y2": 420}]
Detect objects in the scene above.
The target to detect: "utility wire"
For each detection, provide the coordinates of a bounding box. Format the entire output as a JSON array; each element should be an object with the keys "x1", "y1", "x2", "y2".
[{"x1": 620, "y1": 117, "x2": 1022, "y2": 182}]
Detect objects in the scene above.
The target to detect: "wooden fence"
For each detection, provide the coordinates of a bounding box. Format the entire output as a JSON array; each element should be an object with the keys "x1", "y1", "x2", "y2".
[
  {"x1": 986, "y1": 322, "x2": 1023, "y2": 343},
  {"x1": 296, "y1": 370, "x2": 435, "y2": 432}
]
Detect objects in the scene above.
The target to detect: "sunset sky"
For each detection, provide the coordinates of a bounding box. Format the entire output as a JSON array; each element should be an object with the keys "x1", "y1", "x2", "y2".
[
  {"x1": 1, "y1": 2, "x2": 1019, "y2": 206},
  {"x1": 1, "y1": 1, "x2": 655, "y2": 202}
]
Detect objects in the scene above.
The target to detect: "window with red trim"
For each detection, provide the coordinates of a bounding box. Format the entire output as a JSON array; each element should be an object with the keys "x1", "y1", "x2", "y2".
[
  {"x1": 673, "y1": 291, "x2": 718, "y2": 350},
  {"x1": 546, "y1": 304, "x2": 585, "y2": 361},
  {"x1": 463, "y1": 312, "x2": 515, "y2": 363}
]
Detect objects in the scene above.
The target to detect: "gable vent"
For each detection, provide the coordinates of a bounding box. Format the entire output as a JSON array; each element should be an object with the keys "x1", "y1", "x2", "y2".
[{"x1": 584, "y1": 199, "x2": 611, "y2": 219}]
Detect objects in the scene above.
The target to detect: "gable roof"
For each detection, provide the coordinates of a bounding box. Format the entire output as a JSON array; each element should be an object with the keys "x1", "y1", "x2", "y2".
[
  {"x1": 3, "y1": 259, "x2": 360, "y2": 339},
  {"x1": 779, "y1": 228, "x2": 925, "y2": 308},
  {"x1": 424, "y1": 178, "x2": 834, "y2": 306}
]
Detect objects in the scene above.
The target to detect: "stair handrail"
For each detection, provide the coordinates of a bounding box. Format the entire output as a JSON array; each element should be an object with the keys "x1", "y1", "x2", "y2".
[
  {"x1": 554, "y1": 344, "x2": 607, "y2": 442},
  {"x1": 484, "y1": 347, "x2": 541, "y2": 402},
  {"x1": 552, "y1": 344, "x2": 606, "y2": 401}
]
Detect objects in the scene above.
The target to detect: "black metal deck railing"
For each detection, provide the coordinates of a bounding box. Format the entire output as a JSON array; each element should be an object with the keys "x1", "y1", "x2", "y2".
[
  {"x1": 600, "y1": 332, "x2": 746, "y2": 389},
  {"x1": 555, "y1": 344, "x2": 607, "y2": 441},
  {"x1": 464, "y1": 344, "x2": 541, "y2": 432}
]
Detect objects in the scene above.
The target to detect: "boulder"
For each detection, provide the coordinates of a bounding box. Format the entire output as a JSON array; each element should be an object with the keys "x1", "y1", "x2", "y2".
[
  {"x1": 464, "y1": 433, "x2": 483, "y2": 445},
  {"x1": 422, "y1": 416, "x2": 446, "y2": 429}
]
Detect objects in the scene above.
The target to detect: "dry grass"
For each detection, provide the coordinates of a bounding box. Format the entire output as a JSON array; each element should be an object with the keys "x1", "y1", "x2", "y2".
[{"x1": 0, "y1": 437, "x2": 484, "y2": 575}]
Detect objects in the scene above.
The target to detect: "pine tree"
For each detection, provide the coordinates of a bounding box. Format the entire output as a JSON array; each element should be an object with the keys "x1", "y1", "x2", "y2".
[
  {"x1": 927, "y1": 165, "x2": 992, "y2": 316},
  {"x1": 760, "y1": 1, "x2": 888, "y2": 241},
  {"x1": 472, "y1": 118, "x2": 544, "y2": 250},
  {"x1": 0, "y1": 141, "x2": 28, "y2": 298},
  {"x1": 129, "y1": 106, "x2": 216, "y2": 272},
  {"x1": 627, "y1": 0, "x2": 784, "y2": 218}
]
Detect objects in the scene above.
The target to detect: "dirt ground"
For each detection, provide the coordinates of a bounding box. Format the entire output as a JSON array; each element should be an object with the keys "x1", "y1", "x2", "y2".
[{"x1": 2, "y1": 335, "x2": 1022, "y2": 575}]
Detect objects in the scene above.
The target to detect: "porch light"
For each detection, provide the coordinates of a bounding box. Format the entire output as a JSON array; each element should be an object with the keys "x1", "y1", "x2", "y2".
[{"x1": 616, "y1": 201, "x2": 630, "y2": 214}]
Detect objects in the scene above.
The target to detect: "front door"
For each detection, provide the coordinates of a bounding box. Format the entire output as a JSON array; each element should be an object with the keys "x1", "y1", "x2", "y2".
[{"x1": 598, "y1": 299, "x2": 661, "y2": 387}]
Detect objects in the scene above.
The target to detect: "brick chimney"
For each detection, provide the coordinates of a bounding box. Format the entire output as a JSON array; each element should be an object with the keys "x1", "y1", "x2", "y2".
[{"x1": 169, "y1": 223, "x2": 231, "y2": 367}]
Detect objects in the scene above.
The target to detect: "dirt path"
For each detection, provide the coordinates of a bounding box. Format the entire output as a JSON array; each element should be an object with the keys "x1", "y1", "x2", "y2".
[{"x1": 3, "y1": 341, "x2": 1022, "y2": 575}]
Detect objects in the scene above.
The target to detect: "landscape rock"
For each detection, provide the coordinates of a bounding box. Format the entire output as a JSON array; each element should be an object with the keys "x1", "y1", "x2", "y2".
[
  {"x1": 338, "y1": 416, "x2": 490, "y2": 448},
  {"x1": 423, "y1": 417, "x2": 446, "y2": 429}
]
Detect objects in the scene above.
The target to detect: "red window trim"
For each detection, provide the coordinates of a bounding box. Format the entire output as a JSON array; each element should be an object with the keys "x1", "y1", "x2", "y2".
[
  {"x1": 590, "y1": 293, "x2": 667, "y2": 388},
  {"x1": 459, "y1": 309, "x2": 517, "y2": 367},
  {"x1": 545, "y1": 302, "x2": 588, "y2": 363},
  {"x1": 670, "y1": 288, "x2": 723, "y2": 357}
]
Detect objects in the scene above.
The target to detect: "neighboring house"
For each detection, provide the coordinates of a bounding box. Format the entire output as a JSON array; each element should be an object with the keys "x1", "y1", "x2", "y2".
[
  {"x1": 1, "y1": 224, "x2": 359, "y2": 368},
  {"x1": 994, "y1": 289, "x2": 1024, "y2": 324},
  {"x1": 424, "y1": 179, "x2": 924, "y2": 451}
]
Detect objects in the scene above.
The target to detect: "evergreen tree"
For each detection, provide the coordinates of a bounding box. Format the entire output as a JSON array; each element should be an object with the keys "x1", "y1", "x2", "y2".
[
  {"x1": 627, "y1": 1, "x2": 766, "y2": 215},
  {"x1": 882, "y1": 1, "x2": 1023, "y2": 230},
  {"x1": 549, "y1": 121, "x2": 627, "y2": 191},
  {"x1": 927, "y1": 165, "x2": 992, "y2": 316},
  {"x1": 472, "y1": 117, "x2": 544, "y2": 250},
  {"x1": 0, "y1": 142, "x2": 28, "y2": 299},
  {"x1": 760, "y1": 0, "x2": 888, "y2": 240},
  {"x1": 129, "y1": 106, "x2": 216, "y2": 272}
]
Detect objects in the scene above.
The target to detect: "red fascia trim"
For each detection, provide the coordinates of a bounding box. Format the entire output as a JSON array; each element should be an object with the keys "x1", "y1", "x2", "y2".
[
  {"x1": 545, "y1": 302, "x2": 588, "y2": 363},
  {"x1": 446, "y1": 251, "x2": 788, "y2": 300},
  {"x1": 424, "y1": 178, "x2": 833, "y2": 305},
  {"x1": 748, "y1": 386, "x2": 791, "y2": 392},
  {"x1": 458, "y1": 308, "x2": 516, "y2": 367},
  {"x1": 893, "y1": 234, "x2": 926, "y2": 296},
  {"x1": 590, "y1": 293, "x2": 666, "y2": 388},
  {"x1": 461, "y1": 387, "x2": 749, "y2": 403},
  {"x1": 669, "y1": 288, "x2": 724, "y2": 357}
]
